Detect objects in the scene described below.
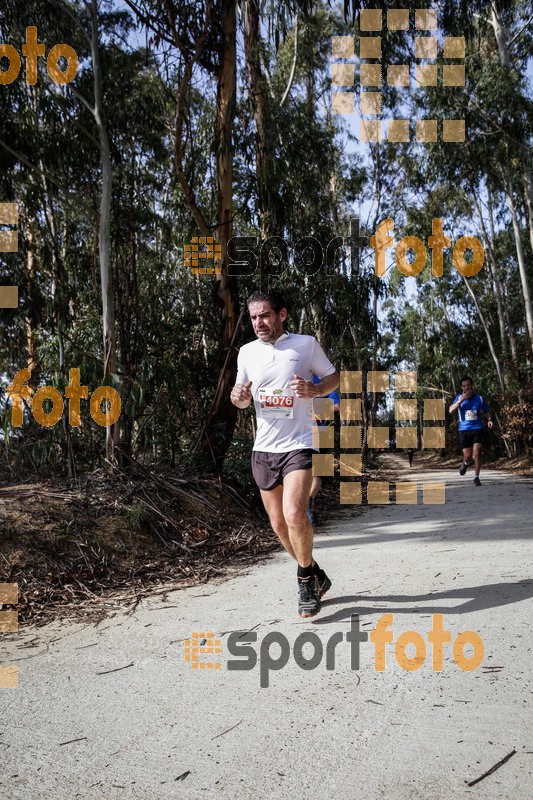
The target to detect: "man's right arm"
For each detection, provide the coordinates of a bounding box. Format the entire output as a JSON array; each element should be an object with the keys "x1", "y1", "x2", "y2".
[
  {"x1": 232, "y1": 350, "x2": 253, "y2": 409},
  {"x1": 231, "y1": 381, "x2": 253, "y2": 409},
  {"x1": 449, "y1": 394, "x2": 465, "y2": 414}
]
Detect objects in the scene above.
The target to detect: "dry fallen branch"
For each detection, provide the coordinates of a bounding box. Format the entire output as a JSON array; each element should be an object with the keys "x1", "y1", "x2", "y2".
[
  {"x1": 58, "y1": 736, "x2": 87, "y2": 746},
  {"x1": 211, "y1": 720, "x2": 243, "y2": 740},
  {"x1": 96, "y1": 662, "x2": 134, "y2": 676},
  {"x1": 1, "y1": 469, "x2": 277, "y2": 626},
  {"x1": 466, "y1": 749, "x2": 517, "y2": 787}
]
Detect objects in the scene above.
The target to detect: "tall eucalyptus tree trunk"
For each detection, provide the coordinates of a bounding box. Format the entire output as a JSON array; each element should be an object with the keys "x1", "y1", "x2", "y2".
[
  {"x1": 197, "y1": 0, "x2": 239, "y2": 471},
  {"x1": 90, "y1": 0, "x2": 119, "y2": 461},
  {"x1": 488, "y1": 3, "x2": 533, "y2": 357}
]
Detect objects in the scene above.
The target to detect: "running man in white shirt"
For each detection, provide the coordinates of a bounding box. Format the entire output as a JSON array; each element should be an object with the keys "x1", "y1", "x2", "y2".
[{"x1": 231, "y1": 290, "x2": 340, "y2": 618}]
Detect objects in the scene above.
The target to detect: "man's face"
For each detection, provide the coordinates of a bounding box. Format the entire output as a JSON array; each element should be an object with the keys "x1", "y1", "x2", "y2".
[
  {"x1": 248, "y1": 301, "x2": 287, "y2": 343},
  {"x1": 461, "y1": 380, "x2": 473, "y2": 396}
]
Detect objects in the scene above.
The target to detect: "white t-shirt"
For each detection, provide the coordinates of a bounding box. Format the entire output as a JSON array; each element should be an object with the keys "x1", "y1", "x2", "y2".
[{"x1": 235, "y1": 332, "x2": 336, "y2": 453}]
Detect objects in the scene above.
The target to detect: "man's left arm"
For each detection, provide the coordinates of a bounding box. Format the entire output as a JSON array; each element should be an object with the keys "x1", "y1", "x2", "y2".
[
  {"x1": 313, "y1": 371, "x2": 340, "y2": 397},
  {"x1": 482, "y1": 397, "x2": 494, "y2": 429},
  {"x1": 291, "y1": 339, "x2": 340, "y2": 398},
  {"x1": 290, "y1": 370, "x2": 339, "y2": 399},
  {"x1": 310, "y1": 338, "x2": 340, "y2": 397}
]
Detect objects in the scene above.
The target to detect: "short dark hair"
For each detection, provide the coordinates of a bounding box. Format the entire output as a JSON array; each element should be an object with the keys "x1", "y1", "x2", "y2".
[
  {"x1": 247, "y1": 289, "x2": 288, "y2": 315},
  {"x1": 460, "y1": 375, "x2": 473, "y2": 384}
]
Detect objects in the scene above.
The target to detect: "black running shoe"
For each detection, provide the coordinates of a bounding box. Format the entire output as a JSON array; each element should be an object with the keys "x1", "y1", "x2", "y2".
[
  {"x1": 319, "y1": 575, "x2": 332, "y2": 598},
  {"x1": 298, "y1": 576, "x2": 321, "y2": 618},
  {"x1": 473, "y1": 476, "x2": 481, "y2": 486},
  {"x1": 315, "y1": 570, "x2": 332, "y2": 598},
  {"x1": 459, "y1": 461, "x2": 471, "y2": 476}
]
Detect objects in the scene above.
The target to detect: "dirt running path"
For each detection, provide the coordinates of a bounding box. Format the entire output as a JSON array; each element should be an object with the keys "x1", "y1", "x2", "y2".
[{"x1": 1, "y1": 460, "x2": 532, "y2": 799}]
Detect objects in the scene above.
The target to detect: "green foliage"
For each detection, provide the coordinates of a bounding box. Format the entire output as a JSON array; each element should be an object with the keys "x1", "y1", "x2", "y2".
[{"x1": 1, "y1": 0, "x2": 532, "y2": 477}]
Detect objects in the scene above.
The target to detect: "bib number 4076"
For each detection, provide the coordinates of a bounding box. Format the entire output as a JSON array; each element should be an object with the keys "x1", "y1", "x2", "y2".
[{"x1": 265, "y1": 395, "x2": 293, "y2": 407}]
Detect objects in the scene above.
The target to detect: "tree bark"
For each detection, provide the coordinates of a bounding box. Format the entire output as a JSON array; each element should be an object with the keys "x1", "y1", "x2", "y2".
[
  {"x1": 462, "y1": 276, "x2": 505, "y2": 393},
  {"x1": 91, "y1": 0, "x2": 119, "y2": 462},
  {"x1": 244, "y1": 0, "x2": 271, "y2": 239},
  {"x1": 502, "y1": 165, "x2": 533, "y2": 357},
  {"x1": 489, "y1": 2, "x2": 533, "y2": 355},
  {"x1": 141, "y1": 0, "x2": 238, "y2": 472},
  {"x1": 197, "y1": 0, "x2": 239, "y2": 472},
  {"x1": 24, "y1": 225, "x2": 40, "y2": 387}
]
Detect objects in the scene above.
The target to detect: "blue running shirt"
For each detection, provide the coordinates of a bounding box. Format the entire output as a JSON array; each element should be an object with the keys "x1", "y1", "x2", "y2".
[
  {"x1": 312, "y1": 374, "x2": 340, "y2": 428},
  {"x1": 452, "y1": 393, "x2": 489, "y2": 431}
]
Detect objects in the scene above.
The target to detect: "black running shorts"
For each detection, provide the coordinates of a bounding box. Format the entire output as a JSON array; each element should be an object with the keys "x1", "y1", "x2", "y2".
[
  {"x1": 459, "y1": 429, "x2": 484, "y2": 449},
  {"x1": 251, "y1": 449, "x2": 314, "y2": 491}
]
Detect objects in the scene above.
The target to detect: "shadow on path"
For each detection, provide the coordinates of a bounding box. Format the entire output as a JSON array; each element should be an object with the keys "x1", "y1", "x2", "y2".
[{"x1": 314, "y1": 578, "x2": 533, "y2": 624}]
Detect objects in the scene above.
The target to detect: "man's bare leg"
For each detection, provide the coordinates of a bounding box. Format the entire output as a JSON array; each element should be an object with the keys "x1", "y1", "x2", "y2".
[
  {"x1": 261, "y1": 469, "x2": 330, "y2": 617},
  {"x1": 260, "y1": 472, "x2": 314, "y2": 565},
  {"x1": 281, "y1": 468, "x2": 330, "y2": 616},
  {"x1": 260, "y1": 485, "x2": 296, "y2": 559},
  {"x1": 473, "y1": 442, "x2": 482, "y2": 476},
  {"x1": 460, "y1": 445, "x2": 473, "y2": 476},
  {"x1": 306, "y1": 475, "x2": 322, "y2": 524},
  {"x1": 261, "y1": 469, "x2": 313, "y2": 567},
  {"x1": 281, "y1": 469, "x2": 314, "y2": 567},
  {"x1": 462, "y1": 446, "x2": 473, "y2": 465},
  {"x1": 309, "y1": 476, "x2": 322, "y2": 502}
]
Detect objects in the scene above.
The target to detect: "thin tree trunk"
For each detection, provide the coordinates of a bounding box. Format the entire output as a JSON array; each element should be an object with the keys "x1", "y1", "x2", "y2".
[
  {"x1": 487, "y1": 184, "x2": 519, "y2": 362},
  {"x1": 489, "y1": 2, "x2": 533, "y2": 253},
  {"x1": 489, "y1": 3, "x2": 533, "y2": 353},
  {"x1": 24, "y1": 226, "x2": 39, "y2": 387},
  {"x1": 154, "y1": 0, "x2": 237, "y2": 471},
  {"x1": 435, "y1": 282, "x2": 459, "y2": 389},
  {"x1": 171, "y1": 0, "x2": 212, "y2": 238},
  {"x1": 489, "y1": 2, "x2": 511, "y2": 68},
  {"x1": 197, "y1": 0, "x2": 239, "y2": 472},
  {"x1": 520, "y1": 149, "x2": 533, "y2": 256},
  {"x1": 244, "y1": 0, "x2": 274, "y2": 240},
  {"x1": 471, "y1": 190, "x2": 507, "y2": 354},
  {"x1": 91, "y1": 0, "x2": 119, "y2": 461},
  {"x1": 462, "y1": 276, "x2": 505, "y2": 392},
  {"x1": 502, "y1": 165, "x2": 533, "y2": 356}
]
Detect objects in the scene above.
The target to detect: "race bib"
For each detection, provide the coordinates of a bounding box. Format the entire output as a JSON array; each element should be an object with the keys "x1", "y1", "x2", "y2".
[
  {"x1": 258, "y1": 387, "x2": 294, "y2": 418},
  {"x1": 465, "y1": 409, "x2": 478, "y2": 421}
]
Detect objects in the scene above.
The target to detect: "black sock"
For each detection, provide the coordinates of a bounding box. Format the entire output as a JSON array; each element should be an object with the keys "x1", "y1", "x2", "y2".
[
  {"x1": 310, "y1": 560, "x2": 325, "y2": 579},
  {"x1": 297, "y1": 562, "x2": 326, "y2": 581},
  {"x1": 297, "y1": 562, "x2": 314, "y2": 579}
]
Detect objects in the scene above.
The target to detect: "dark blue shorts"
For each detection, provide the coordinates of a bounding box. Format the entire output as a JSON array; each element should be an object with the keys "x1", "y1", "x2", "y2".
[{"x1": 459, "y1": 429, "x2": 484, "y2": 449}]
